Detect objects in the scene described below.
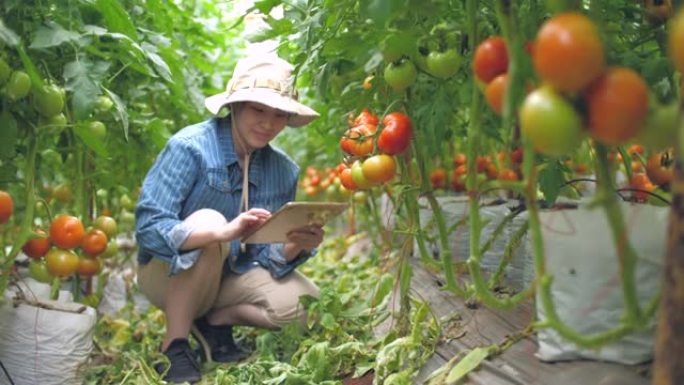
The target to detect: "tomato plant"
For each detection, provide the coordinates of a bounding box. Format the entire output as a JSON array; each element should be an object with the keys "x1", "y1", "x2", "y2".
[
  {"x1": 50, "y1": 214, "x2": 86, "y2": 249},
  {"x1": 384, "y1": 59, "x2": 417, "y2": 93},
  {"x1": 45, "y1": 248, "x2": 80, "y2": 278},
  {"x1": 645, "y1": 151, "x2": 674, "y2": 186},
  {"x1": 473, "y1": 36, "x2": 508, "y2": 84},
  {"x1": 377, "y1": 112, "x2": 412, "y2": 155},
  {"x1": 81, "y1": 228, "x2": 108, "y2": 257},
  {"x1": 426, "y1": 49, "x2": 460, "y2": 79},
  {"x1": 22, "y1": 229, "x2": 51, "y2": 259},
  {"x1": 0, "y1": 190, "x2": 13, "y2": 224},
  {"x1": 362, "y1": 155, "x2": 396, "y2": 184},
  {"x1": 533, "y1": 12, "x2": 605, "y2": 93},
  {"x1": 520, "y1": 86, "x2": 584, "y2": 156},
  {"x1": 584, "y1": 67, "x2": 649, "y2": 145},
  {"x1": 0, "y1": 58, "x2": 10, "y2": 85}
]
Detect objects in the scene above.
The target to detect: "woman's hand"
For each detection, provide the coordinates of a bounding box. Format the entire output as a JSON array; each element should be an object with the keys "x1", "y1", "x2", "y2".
[
  {"x1": 222, "y1": 208, "x2": 271, "y2": 240},
  {"x1": 282, "y1": 225, "x2": 324, "y2": 262}
]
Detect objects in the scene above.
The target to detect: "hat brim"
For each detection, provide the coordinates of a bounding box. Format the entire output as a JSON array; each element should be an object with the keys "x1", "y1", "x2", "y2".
[{"x1": 204, "y1": 88, "x2": 319, "y2": 128}]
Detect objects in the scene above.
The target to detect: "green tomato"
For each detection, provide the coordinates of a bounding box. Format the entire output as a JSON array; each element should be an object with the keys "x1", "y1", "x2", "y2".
[
  {"x1": 94, "y1": 215, "x2": 118, "y2": 237},
  {"x1": 0, "y1": 58, "x2": 10, "y2": 86},
  {"x1": 351, "y1": 161, "x2": 374, "y2": 190},
  {"x1": 426, "y1": 49, "x2": 461, "y2": 79},
  {"x1": 6, "y1": 70, "x2": 31, "y2": 101},
  {"x1": 34, "y1": 84, "x2": 65, "y2": 118},
  {"x1": 520, "y1": 86, "x2": 584, "y2": 157},
  {"x1": 119, "y1": 194, "x2": 135, "y2": 211},
  {"x1": 638, "y1": 102, "x2": 679, "y2": 151},
  {"x1": 94, "y1": 95, "x2": 114, "y2": 112},
  {"x1": 119, "y1": 209, "x2": 136, "y2": 228},
  {"x1": 381, "y1": 32, "x2": 416, "y2": 63},
  {"x1": 88, "y1": 120, "x2": 107, "y2": 139},
  {"x1": 29, "y1": 259, "x2": 53, "y2": 283},
  {"x1": 101, "y1": 240, "x2": 119, "y2": 259},
  {"x1": 384, "y1": 59, "x2": 417, "y2": 93}
]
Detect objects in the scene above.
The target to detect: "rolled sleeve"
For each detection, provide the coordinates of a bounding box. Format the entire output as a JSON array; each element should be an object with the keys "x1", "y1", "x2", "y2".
[
  {"x1": 135, "y1": 137, "x2": 201, "y2": 274},
  {"x1": 256, "y1": 244, "x2": 316, "y2": 279}
]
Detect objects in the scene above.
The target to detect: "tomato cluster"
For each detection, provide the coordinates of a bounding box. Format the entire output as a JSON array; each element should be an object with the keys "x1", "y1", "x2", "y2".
[
  {"x1": 338, "y1": 109, "x2": 413, "y2": 191},
  {"x1": 429, "y1": 149, "x2": 523, "y2": 192},
  {"x1": 24, "y1": 214, "x2": 118, "y2": 283}
]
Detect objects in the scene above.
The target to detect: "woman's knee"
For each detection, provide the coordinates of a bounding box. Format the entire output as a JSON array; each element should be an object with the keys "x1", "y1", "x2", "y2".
[
  {"x1": 266, "y1": 283, "x2": 320, "y2": 328},
  {"x1": 184, "y1": 208, "x2": 228, "y2": 228}
]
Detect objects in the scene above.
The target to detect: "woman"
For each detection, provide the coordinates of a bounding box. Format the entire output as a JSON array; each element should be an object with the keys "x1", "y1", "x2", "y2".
[{"x1": 135, "y1": 54, "x2": 324, "y2": 383}]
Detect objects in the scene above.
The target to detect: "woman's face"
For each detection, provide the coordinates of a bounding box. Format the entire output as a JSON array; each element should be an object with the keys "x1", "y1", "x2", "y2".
[{"x1": 234, "y1": 102, "x2": 289, "y2": 153}]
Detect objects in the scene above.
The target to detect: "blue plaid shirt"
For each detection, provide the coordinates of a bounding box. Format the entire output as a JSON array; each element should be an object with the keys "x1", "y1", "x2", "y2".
[{"x1": 135, "y1": 117, "x2": 312, "y2": 278}]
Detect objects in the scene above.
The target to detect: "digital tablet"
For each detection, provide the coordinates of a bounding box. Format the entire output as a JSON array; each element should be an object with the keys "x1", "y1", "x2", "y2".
[{"x1": 241, "y1": 201, "x2": 349, "y2": 244}]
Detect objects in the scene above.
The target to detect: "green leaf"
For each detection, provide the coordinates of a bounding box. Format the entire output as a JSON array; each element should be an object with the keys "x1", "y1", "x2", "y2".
[
  {"x1": 0, "y1": 111, "x2": 18, "y2": 160},
  {"x1": 538, "y1": 160, "x2": 565, "y2": 206},
  {"x1": 64, "y1": 58, "x2": 110, "y2": 120},
  {"x1": 253, "y1": 0, "x2": 283, "y2": 14},
  {"x1": 94, "y1": 0, "x2": 139, "y2": 41},
  {"x1": 0, "y1": 163, "x2": 18, "y2": 184},
  {"x1": 73, "y1": 122, "x2": 109, "y2": 158},
  {"x1": 364, "y1": 0, "x2": 405, "y2": 26},
  {"x1": 103, "y1": 88, "x2": 129, "y2": 141},
  {"x1": 320, "y1": 312, "x2": 336, "y2": 330},
  {"x1": 29, "y1": 22, "x2": 80, "y2": 49},
  {"x1": 0, "y1": 19, "x2": 20, "y2": 46},
  {"x1": 141, "y1": 42, "x2": 172, "y2": 82},
  {"x1": 445, "y1": 348, "x2": 489, "y2": 383},
  {"x1": 370, "y1": 273, "x2": 394, "y2": 307}
]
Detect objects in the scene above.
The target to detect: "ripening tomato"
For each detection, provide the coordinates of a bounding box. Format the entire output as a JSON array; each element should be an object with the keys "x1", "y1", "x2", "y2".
[
  {"x1": 429, "y1": 168, "x2": 447, "y2": 189},
  {"x1": 485, "y1": 73, "x2": 508, "y2": 115},
  {"x1": 520, "y1": 86, "x2": 584, "y2": 156},
  {"x1": 53, "y1": 183, "x2": 73, "y2": 203},
  {"x1": 584, "y1": 67, "x2": 649, "y2": 145},
  {"x1": 450, "y1": 173, "x2": 466, "y2": 192},
  {"x1": 351, "y1": 161, "x2": 374, "y2": 189},
  {"x1": 534, "y1": 12, "x2": 605, "y2": 93},
  {"x1": 645, "y1": 151, "x2": 674, "y2": 186},
  {"x1": 629, "y1": 173, "x2": 656, "y2": 202},
  {"x1": 45, "y1": 248, "x2": 80, "y2": 277},
  {"x1": 453, "y1": 153, "x2": 467, "y2": 166},
  {"x1": 77, "y1": 256, "x2": 101, "y2": 277},
  {"x1": 0, "y1": 190, "x2": 13, "y2": 224},
  {"x1": 22, "y1": 229, "x2": 51, "y2": 259},
  {"x1": 362, "y1": 154, "x2": 396, "y2": 184},
  {"x1": 339, "y1": 167, "x2": 358, "y2": 190},
  {"x1": 50, "y1": 214, "x2": 85, "y2": 249},
  {"x1": 81, "y1": 228, "x2": 108, "y2": 257},
  {"x1": 669, "y1": 7, "x2": 684, "y2": 74},
  {"x1": 340, "y1": 125, "x2": 374, "y2": 156},
  {"x1": 498, "y1": 168, "x2": 519, "y2": 181},
  {"x1": 378, "y1": 112, "x2": 412, "y2": 155},
  {"x1": 473, "y1": 36, "x2": 508, "y2": 84},
  {"x1": 353, "y1": 108, "x2": 379, "y2": 127}
]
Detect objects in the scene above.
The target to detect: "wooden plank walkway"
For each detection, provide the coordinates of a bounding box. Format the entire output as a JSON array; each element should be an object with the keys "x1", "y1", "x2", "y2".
[{"x1": 408, "y1": 258, "x2": 652, "y2": 385}]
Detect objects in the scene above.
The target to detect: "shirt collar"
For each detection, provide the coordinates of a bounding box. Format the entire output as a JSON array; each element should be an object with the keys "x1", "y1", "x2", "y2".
[{"x1": 216, "y1": 117, "x2": 267, "y2": 188}]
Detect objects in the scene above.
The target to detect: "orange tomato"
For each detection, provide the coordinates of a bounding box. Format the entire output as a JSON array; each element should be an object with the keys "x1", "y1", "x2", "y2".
[
  {"x1": 0, "y1": 190, "x2": 12, "y2": 224},
  {"x1": 485, "y1": 73, "x2": 508, "y2": 115},
  {"x1": 429, "y1": 168, "x2": 447, "y2": 189},
  {"x1": 584, "y1": 67, "x2": 649, "y2": 145},
  {"x1": 77, "y1": 256, "x2": 101, "y2": 277},
  {"x1": 50, "y1": 215, "x2": 85, "y2": 249},
  {"x1": 534, "y1": 12, "x2": 605, "y2": 93},
  {"x1": 340, "y1": 125, "x2": 374, "y2": 156},
  {"x1": 81, "y1": 228, "x2": 108, "y2": 257},
  {"x1": 645, "y1": 151, "x2": 674, "y2": 186},
  {"x1": 22, "y1": 229, "x2": 51, "y2": 259}
]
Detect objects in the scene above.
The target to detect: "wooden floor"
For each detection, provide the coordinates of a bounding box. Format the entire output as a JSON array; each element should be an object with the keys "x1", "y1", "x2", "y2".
[{"x1": 407, "y1": 259, "x2": 652, "y2": 385}]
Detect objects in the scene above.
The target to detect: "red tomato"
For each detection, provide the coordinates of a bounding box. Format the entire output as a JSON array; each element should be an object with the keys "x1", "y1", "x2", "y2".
[
  {"x1": 450, "y1": 173, "x2": 466, "y2": 192},
  {"x1": 584, "y1": 67, "x2": 649, "y2": 145},
  {"x1": 50, "y1": 214, "x2": 86, "y2": 249},
  {"x1": 362, "y1": 154, "x2": 396, "y2": 184},
  {"x1": 77, "y1": 256, "x2": 101, "y2": 277},
  {"x1": 352, "y1": 108, "x2": 379, "y2": 127},
  {"x1": 339, "y1": 168, "x2": 358, "y2": 190},
  {"x1": 453, "y1": 153, "x2": 467, "y2": 166},
  {"x1": 485, "y1": 73, "x2": 508, "y2": 115},
  {"x1": 429, "y1": 168, "x2": 447, "y2": 189},
  {"x1": 0, "y1": 190, "x2": 12, "y2": 224},
  {"x1": 22, "y1": 229, "x2": 51, "y2": 259},
  {"x1": 473, "y1": 36, "x2": 508, "y2": 84},
  {"x1": 81, "y1": 228, "x2": 108, "y2": 257},
  {"x1": 498, "y1": 168, "x2": 519, "y2": 181},
  {"x1": 45, "y1": 248, "x2": 80, "y2": 277},
  {"x1": 378, "y1": 112, "x2": 413, "y2": 155},
  {"x1": 645, "y1": 151, "x2": 674, "y2": 186},
  {"x1": 534, "y1": 12, "x2": 605, "y2": 93}
]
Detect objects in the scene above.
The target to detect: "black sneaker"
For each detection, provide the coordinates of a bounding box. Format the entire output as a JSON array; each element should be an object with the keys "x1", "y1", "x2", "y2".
[
  {"x1": 190, "y1": 316, "x2": 250, "y2": 363},
  {"x1": 156, "y1": 338, "x2": 201, "y2": 384}
]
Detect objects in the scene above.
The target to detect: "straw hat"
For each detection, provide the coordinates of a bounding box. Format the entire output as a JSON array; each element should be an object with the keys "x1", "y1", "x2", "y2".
[{"x1": 204, "y1": 54, "x2": 319, "y2": 127}]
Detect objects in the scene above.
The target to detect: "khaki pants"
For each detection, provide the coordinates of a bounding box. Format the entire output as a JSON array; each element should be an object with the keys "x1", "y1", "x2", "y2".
[{"x1": 138, "y1": 257, "x2": 319, "y2": 328}]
